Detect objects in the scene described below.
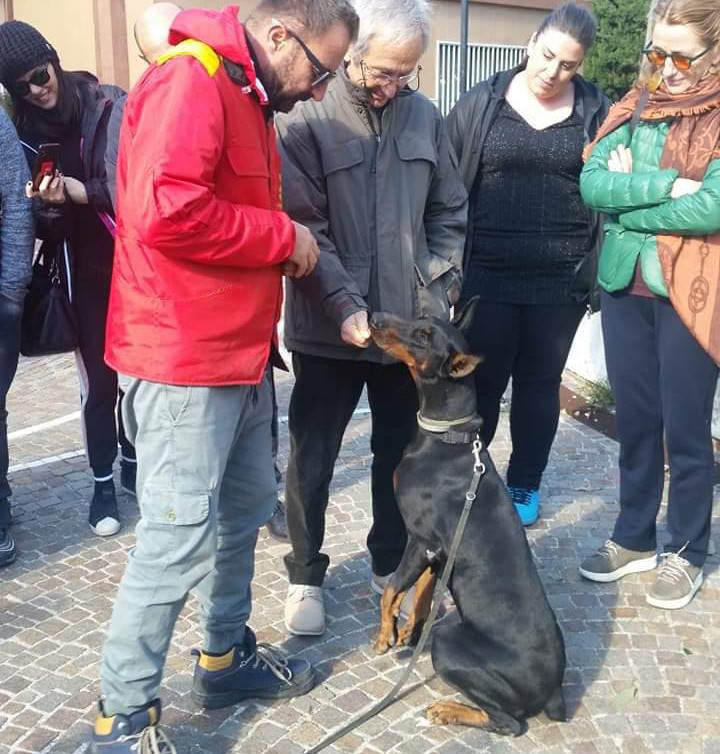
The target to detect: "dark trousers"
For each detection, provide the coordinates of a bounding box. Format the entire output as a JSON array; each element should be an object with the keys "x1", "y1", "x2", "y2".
[
  {"x1": 463, "y1": 299, "x2": 585, "y2": 489},
  {"x1": 602, "y1": 291, "x2": 718, "y2": 567},
  {"x1": 73, "y1": 273, "x2": 134, "y2": 479},
  {"x1": 284, "y1": 352, "x2": 418, "y2": 585},
  {"x1": 0, "y1": 292, "x2": 23, "y2": 525}
]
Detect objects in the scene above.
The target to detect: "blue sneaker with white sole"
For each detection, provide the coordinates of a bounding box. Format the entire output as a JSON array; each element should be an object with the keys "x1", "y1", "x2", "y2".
[{"x1": 508, "y1": 485, "x2": 540, "y2": 526}]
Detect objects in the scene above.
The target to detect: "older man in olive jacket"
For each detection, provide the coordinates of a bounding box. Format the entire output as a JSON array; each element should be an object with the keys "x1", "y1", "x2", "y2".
[{"x1": 277, "y1": 0, "x2": 467, "y2": 637}]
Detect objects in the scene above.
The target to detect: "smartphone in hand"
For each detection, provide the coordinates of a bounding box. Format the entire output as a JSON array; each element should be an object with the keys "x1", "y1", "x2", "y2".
[{"x1": 31, "y1": 142, "x2": 61, "y2": 191}]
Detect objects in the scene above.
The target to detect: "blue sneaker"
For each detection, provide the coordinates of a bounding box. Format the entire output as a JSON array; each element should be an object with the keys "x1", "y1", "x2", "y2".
[
  {"x1": 92, "y1": 699, "x2": 175, "y2": 753},
  {"x1": 508, "y1": 486, "x2": 540, "y2": 526},
  {"x1": 191, "y1": 626, "x2": 315, "y2": 709}
]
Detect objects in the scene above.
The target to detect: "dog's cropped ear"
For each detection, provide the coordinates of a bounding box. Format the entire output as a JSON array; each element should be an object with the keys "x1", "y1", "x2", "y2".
[
  {"x1": 448, "y1": 351, "x2": 482, "y2": 379},
  {"x1": 452, "y1": 296, "x2": 480, "y2": 334}
]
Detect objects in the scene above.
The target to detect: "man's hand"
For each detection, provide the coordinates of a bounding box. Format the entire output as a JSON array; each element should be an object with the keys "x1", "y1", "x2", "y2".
[
  {"x1": 341, "y1": 310, "x2": 371, "y2": 348},
  {"x1": 283, "y1": 222, "x2": 319, "y2": 278},
  {"x1": 671, "y1": 178, "x2": 702, "y2": 199}
]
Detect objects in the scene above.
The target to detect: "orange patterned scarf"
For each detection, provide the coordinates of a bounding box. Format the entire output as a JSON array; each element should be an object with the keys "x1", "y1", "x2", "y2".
[{"x1": 586, "y1": 77, "x2": 720, "y2": 362}]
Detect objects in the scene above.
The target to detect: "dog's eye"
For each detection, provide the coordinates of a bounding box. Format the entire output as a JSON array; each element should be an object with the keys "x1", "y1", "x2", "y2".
[{"x1": 415, "y1": 329, "x2": 432, "y2": 345}]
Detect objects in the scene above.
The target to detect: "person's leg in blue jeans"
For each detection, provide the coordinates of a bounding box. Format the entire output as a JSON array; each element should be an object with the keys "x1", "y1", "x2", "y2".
[
  {"x1": 265, "y1": 366, "x2": 289, "y2": 540},
  {"x1": 0, "y1": 292, "x2": 23, "y2": 567},
  {"x1": 656, "y1": 297, "x2": 718, "y2": 567},
  {"x1": 603, "y1": 292, "x2": 666, "y2": 552}
]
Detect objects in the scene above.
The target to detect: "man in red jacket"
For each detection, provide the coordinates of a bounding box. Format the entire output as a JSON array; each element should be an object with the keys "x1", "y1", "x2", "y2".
[{"x1": 93, "y1": 2, "x2": 357, "y2": 751}]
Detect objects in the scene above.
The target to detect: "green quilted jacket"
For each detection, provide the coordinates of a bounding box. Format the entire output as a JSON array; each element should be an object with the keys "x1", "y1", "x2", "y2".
[{"x1": 580, "y1": 120, "x2": 720, "y2": 296}]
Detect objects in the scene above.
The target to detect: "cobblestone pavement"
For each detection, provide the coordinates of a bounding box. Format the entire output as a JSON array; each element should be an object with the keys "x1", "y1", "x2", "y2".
[{"x1": 1, "y1": 353, "x2": 719, "y2": 754}]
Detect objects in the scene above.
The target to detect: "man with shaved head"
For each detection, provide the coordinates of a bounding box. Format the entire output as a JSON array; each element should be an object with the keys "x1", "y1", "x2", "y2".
[{"x1": 133, "y1": 2, "x2": 181, "y2": 64}]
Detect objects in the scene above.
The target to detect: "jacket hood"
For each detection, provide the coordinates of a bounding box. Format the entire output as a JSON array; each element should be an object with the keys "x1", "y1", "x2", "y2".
[{"x1": 169, "y1": 5, "x2": 267, "y2": 102}]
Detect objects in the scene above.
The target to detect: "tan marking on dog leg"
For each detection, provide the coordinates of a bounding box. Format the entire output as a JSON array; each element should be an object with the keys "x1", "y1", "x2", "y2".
[
  {"x1": 397, "y1": 567, "x2": 435, "y2": 645},
  {"x1": 374, "y1": 585, "x2": 403, "y2": 654},
  {"x1": 426, "y1": 701, "x2": 491, "y2": 727}
]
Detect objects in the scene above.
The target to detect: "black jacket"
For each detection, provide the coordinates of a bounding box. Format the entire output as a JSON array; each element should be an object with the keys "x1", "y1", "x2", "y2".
[
  {"x1": 446, "y1": 66, "x2": 610, "y2": 310},
  {"x1": 19, "y1": 73, "x2": 126, "y2": 276}
]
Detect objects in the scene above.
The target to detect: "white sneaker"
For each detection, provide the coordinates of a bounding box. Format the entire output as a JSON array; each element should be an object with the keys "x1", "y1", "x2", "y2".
[
  {"x1": 285, "y1": 585, "x2": 325, "y2": 636},
  {"x1": 91, "y1": 516, "x2": 121, "y2": 537},
  {"x1": 371, "y1": 573, "x2": 416, "y2": 618}
]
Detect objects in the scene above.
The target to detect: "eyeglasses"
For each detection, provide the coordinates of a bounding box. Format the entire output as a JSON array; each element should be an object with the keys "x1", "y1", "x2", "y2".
[
  {"x1": 643, "y1": 44, "x2": 713, "y2": 71},
  {"x1": 13, "y1": 65, "x2": 51, "y2": 97},
  {"x1": 284, "y1": 27, "x2": 336, "y2": 88},
  {"x1": 359, "y1": 61, "x2": 422, "y2": 91}
]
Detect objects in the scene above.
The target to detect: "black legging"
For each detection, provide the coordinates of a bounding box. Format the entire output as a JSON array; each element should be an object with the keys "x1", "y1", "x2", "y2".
[
  {"x1": 462, "y1": 299, "x2": 585, "y2": 489},
  {"x1": 73, "y1": 270, "x2": 134, "y2": 479}
]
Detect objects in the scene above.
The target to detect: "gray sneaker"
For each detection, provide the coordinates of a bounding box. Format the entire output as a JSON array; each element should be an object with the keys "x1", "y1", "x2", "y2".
[
  {"x1": 646, "y1": 552, "x2": 703, "y2": 610},
  {"x1": 579, "y1": 540, "x2": 657, "y2": 582}
]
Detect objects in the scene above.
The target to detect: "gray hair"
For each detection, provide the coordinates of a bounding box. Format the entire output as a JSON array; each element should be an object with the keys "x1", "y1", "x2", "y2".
[
  {"x1": 349, "y1": 0, "x2": 432, "y2": 61},
  {"x1": 248, "y1": 0, "x2": 359, "y2": 41}
]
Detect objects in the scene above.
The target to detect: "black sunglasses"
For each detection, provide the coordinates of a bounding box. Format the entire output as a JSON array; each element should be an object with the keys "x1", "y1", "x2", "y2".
[
  {"x1": 14, "y1": 65, "x2": 51, "y2": 97},
  {"x1": 284, "y1": 28, "x2": 336, "y2": 88},
  {"x1": 643, "y1": 44, "x2": 712, "y2": 71}
]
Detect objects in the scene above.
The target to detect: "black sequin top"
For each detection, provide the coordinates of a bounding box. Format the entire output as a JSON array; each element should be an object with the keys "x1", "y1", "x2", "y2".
[{"x1": 465, "y1": 98, "x2": 591, "y2": 305}]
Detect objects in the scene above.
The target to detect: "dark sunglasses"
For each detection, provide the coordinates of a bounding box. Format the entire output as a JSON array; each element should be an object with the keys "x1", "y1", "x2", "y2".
[
  {"x1": 13, "y1": 65, "x2": 51, "y2": 97},
  {"x1": 284, "y1": 28, "x2": 336, "y2": 88},
  {"x1": 643, "y1": 44, "x2": 712, "y2": 71}
]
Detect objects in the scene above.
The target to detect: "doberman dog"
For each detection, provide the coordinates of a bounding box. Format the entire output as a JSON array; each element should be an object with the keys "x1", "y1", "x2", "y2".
[{"x1": 369, "y1": 299, "x2": 566, "y2": 736}]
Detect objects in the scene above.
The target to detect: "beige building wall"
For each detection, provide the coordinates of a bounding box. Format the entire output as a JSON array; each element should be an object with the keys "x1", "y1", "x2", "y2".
[{"x1": 13, "y1": 0, "x2": 97, "y2": 75}]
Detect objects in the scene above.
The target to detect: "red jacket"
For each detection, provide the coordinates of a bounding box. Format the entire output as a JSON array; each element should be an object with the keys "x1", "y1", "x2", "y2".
[{"x1": 105, "y1": 6, "x2": 295, "y2": 385}]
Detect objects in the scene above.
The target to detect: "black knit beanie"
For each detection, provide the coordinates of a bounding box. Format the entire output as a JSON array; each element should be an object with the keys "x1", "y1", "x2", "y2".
[{"x1": 0, "y1": 21, "x2": 58, "y2": 92}]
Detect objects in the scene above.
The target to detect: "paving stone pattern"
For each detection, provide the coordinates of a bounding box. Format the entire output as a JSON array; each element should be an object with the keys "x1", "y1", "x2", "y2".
[{"x1": 0, "y1": 354, "x2": 718, "y2": 754}]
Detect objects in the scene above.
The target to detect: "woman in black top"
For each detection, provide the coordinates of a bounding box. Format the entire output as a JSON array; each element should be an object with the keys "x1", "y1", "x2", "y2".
[
  {"x1": 0, "y1": 21, "x2": 135, "y2": 537},
  {"x1": 447, "y1": 3, "x2": 609, "y2": 525}
]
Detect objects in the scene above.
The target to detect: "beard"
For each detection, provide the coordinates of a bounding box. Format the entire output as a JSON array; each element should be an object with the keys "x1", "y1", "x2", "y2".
[{"x1": 263, "y1": 55, "x2": 311, "y2": 113}]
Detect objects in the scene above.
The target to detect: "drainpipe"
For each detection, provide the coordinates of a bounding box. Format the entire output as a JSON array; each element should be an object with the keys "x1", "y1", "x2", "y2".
[{"x1": 459, "y1": 0, "x2": 469, "y2": 94}]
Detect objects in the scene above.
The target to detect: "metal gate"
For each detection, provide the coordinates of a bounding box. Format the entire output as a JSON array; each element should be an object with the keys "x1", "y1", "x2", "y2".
[{"x1": 436, "y1": 41, "x2": 526, "y2": 116}]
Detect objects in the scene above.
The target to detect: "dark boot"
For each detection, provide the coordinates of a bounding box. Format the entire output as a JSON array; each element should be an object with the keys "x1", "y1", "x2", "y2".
[
  {"x1": 191, "y1": 627, "x2": 315, "y2": 709},
  {"x1": 91, "y1": 699, "x2": 175, "y2": 753},
  {"x1": 119, "y1": 460, "x2": 137, "y2": 496},
  {"x1": 265, "y1": 500, "x2": 289, "y2": 541}
]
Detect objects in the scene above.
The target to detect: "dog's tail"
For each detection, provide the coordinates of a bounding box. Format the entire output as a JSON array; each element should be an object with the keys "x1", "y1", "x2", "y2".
[{"x1": 544, "y1": 685, "x2": 567, "y2": 722}]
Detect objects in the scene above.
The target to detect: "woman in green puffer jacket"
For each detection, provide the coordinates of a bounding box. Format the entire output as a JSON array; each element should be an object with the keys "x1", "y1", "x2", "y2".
[{"x1": 578, "y1": 0, "x2": 720, "y2": 610}]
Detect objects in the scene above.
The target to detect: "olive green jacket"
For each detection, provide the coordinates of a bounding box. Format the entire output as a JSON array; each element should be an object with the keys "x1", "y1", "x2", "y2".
[{"x1": 580, "y1": 120, "x2": 720, "y2": 296}]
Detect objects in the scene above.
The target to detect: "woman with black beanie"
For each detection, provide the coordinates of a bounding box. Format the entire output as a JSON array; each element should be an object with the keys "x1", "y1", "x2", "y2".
[{"x1": 0, "y1": 20, "x2": 135, "y2": 537}]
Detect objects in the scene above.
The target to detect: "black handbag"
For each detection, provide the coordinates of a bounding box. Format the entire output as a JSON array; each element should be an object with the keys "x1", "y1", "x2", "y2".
[{"x1": 20, "y1": 242, "x2": 79, "y2": 357}]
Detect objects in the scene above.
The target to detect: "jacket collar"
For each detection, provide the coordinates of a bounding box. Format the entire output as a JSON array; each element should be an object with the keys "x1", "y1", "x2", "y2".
[{"x1": 169, "y1": 6, "x2": 268, "y2": 105}]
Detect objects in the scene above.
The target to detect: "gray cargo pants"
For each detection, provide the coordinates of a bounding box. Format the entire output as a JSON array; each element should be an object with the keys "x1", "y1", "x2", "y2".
[{"x1": 99, "y1": 371, "x2": 276, "y2": 715}]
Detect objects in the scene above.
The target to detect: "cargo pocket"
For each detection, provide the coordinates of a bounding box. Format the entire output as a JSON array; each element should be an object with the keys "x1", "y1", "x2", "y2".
[
  {"x1": 162, "y1": 384, "x2": 192, "y2": 425},
  {"x1": 141, "y1": 485, "x2": 211, "y2": 526}
]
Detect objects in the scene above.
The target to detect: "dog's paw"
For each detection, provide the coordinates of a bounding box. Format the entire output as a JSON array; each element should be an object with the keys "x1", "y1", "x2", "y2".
[
  {"x1": 373, "y1": 631, "x2": 395, "y2": 655},
  {"x1": 426, "y1": 702, "x2": 455, "y2": 725},
  {"x1": 397, "y1": 619, "x2": 421, "y2": 646},
  {"x1": 426, "y1": 701, "x2": 490, "y2": 728}
]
